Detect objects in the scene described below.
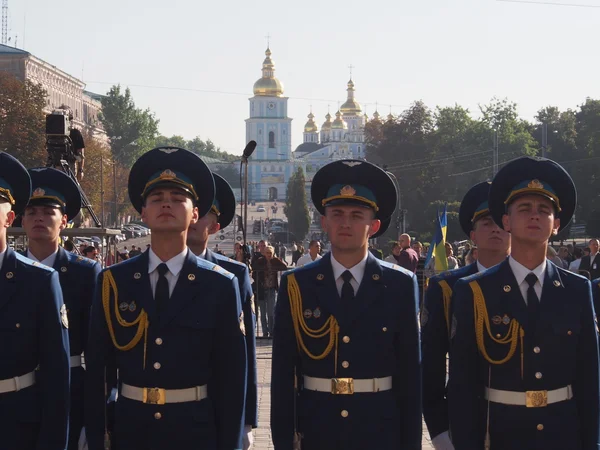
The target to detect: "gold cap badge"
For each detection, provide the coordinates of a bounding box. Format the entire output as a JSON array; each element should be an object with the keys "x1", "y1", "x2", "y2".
[
  {"x1": 32, "y1": 188, "x2": 45, "y2": 197},
  {"x1": 159, "y1": 169, "x2": 176, "y2": 180},
  {"x1": 340, "y1": 185, "x2": 356, "y2": 197},
  {"x1": 527, "y1": 179, "x2": 544, "y2": 190}
]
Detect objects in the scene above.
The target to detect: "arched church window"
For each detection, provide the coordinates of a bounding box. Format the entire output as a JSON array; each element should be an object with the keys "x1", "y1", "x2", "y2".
[
  {"x1": 258, "y1": 129, "x2": 262, "y2": 135},
  {"x1": 269, "y1": 131, "x2": 275, "y2": 148}
]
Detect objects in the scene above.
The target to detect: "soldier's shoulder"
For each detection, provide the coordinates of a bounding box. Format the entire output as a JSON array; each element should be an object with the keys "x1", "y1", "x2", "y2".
[
  {"x1": 214, "y1": 253, "x2": 247, "y2": 276},
  {"x1": 289, "y1": 256, "x2": 325, "y2": 278},
  {"x1": 195, "y1": 256, "x2": 235, "y2": 280},
  {"x1": 379, "y1": 259, "x2": 415, "y2": 280},
  {"x1": 555, "y1": 264, "x2": 590, "y2": 287},
  {"x1": 15, "y1": 251, "x2": 55, "y2": 275},
  {"x1": 66, "y1": 251, "x2": 100, "y2": 271}
]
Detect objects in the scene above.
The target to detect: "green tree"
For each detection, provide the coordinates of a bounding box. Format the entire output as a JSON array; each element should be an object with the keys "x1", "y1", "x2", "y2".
[
  {"x1": 0, "y1": 72, "x2": 47, "y2": 167},
  {"x1": 284, "y1": 167, "x2": 310, "y2": 239},
  {"x1": 99, "y1": 85, "x2": 160, "y2": 167},
  {"x1": 212, "y1": 163, "x2": 241, "y2": 189}
]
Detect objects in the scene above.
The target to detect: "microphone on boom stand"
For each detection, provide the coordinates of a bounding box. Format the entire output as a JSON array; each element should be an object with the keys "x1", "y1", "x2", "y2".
[{"x1": 240, "y1": 141, "x2": 257, "y2": 262}]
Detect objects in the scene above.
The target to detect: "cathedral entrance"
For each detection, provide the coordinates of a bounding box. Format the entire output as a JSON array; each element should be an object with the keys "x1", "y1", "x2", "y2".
[{"x1": 268, "y1": 187, "x2": 278, "y2": 201}]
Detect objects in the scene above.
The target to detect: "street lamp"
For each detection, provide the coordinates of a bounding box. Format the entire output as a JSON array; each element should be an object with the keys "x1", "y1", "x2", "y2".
[{"x1": 386, "y1": 171, "x2": 404, "y2": 237}]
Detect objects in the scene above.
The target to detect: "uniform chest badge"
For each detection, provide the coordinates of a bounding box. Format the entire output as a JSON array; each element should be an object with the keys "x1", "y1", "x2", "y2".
[
  {"x1": 129, "y1": 301, "x2": 137, "y2": 312},
  {"x1": 119, "y1": 302, "x2": 129, "y2": 312},
  {"x1": 303, "y1": 309, "x2": 313, "y2": 319},
  {"x1": 60, "y1": 304, "x2": 69, "y2": 329},
  {"x1": 503, "y1": 285, "x2": 511, "y2": 292},
  {"x1": 313, "y1": 307, "x2": 321, "y2": 319},
  {"x1": 502, "y1": 314, "x2": 511, "y2": 325},
  {"x1": 492, "y1": 315, "x2": 502, "y2": 325}
]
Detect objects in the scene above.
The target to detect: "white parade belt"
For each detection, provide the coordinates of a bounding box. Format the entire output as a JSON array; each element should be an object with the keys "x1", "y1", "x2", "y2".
[
  {"x1": 121, "y1": 383, "x2": 208, "y2": 405},
  {"x1": 0, "y1": 371, "x2": 36, "y2": 394},
  {"x1": 303, "y1": 375, "x2": 392, "y2": 394},
  {"x1": 485, "y1": 385, "x2": 573, "y2": 407}
]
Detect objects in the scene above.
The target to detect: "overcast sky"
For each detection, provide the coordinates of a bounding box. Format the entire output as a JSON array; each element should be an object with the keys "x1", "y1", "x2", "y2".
[{"x1": 7, "y1": 0, "x2": 600, "y2": 155}]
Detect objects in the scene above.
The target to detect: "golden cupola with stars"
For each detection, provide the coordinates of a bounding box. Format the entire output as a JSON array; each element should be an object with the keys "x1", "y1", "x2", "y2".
[
  {"x1": 340, "y1": 79, "x2": 362, "y2": 116},
  {"x1": 253, "y1": 48, "x2": 284, "y2": 97},
  {"x1": 321, "y1": 112, "x2": 333, "y2": 130},
  {"x1": 304, "y1": 112, "x2": 318, "y2": 133}
]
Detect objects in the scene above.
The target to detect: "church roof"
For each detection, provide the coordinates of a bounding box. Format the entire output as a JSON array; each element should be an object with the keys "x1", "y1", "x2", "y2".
[
  {"x1": 0, "y1": 44, "x2": 29, "y2": 55},
  {"x1": 294, "y1": 142, "x2": 325, "y2": 154}
]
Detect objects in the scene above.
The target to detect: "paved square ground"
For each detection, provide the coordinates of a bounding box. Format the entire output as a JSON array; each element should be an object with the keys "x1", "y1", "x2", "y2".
[{"x1": 251, "y1": 340, "x2": 434, "y2": 450}]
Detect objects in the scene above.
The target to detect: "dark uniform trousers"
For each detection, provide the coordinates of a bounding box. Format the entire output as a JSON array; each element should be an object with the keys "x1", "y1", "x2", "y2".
[
  {"x1": 271, "y1": 253, "x2": 422, "y2": 450},
  {"x1": 0, "y1": 248, "x2": 70, "y2": 450},
  {"x1": 204, "y1": 249, "x2": 258, "y2": 429},
  {"x1": 421, "y1": 262, "x2": 478, "y2": 440},
  {"x1": 51, "y1": 247, "x2": 101, "y2": 450},
  {"x1": 85, "y1": 250, "x2": 248, "y2": 450},
  {"x1": 592, "y1": 278, "x2": 600, "y2": 319},
  {"x1": 449, "y1": 259, "x2": 600, "y2": 450}
]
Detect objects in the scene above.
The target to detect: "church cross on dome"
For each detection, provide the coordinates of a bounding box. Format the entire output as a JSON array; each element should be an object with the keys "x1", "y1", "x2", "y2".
[
  {"x1": 348, "y1": 64, "x2": 355, "y2": 79},
  {"x1": 265, "y1": 33, "x2": 271, "y2": 48}
]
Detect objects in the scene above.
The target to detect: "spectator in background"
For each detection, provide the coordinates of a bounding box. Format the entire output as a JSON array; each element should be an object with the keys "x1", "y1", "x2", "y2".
[
  {"x1": 296, "y1": 240, "x2": 322, "y2": 267},
  {"x1": 547, "y1": 246, "x2": 564, "y2": 267},
  {"x1": 412, "y1": 241, "x2": 426, "y2": 297},
  {"x1": 279, "y1": 242, "x2": 287, "y2": 264},
  {"x1": 292, "y1": 243, "x2": 303, "y2": 266},
  {"x1": 569, "y1": 247, "x2": 584, "y2": 273},
  {"x1": 465, "y1": 247, "x2": 479, "y2": 266},
  {"x1": 566, "y1": 243, "x2": 576, "y2": 264},
  {"x1": 558, "y1": 246, "x2": 571, "y2": 269},
  {"x1": 63, "y1": 239, "x2": 75, "y2": 253},
  {"x1": 82, "y1": 245, "x2": 97, "y2": 260},
  {"x1": 445, "y1": 242, "x2": 458, "y2": 269},
  {"x1": 253, "y1": 245, "x2": 287, "y2": 337}
]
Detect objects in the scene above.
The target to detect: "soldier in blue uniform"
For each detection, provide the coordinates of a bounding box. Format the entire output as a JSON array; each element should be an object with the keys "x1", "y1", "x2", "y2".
[
  {"x1": 187, "y1": 172, "x2": 257, "y2": 450},
  {"x1": 0, "y1": 152, "x2": 70, "y2": 449},
  {"x1": 422, "y1": 181, "x2": 510, "y2": 450},
  {"x1": 271, "y1": 159, "x2": 422, "y2": 450},
  {"x1": 448, "y1": 156, "x2": 600, "y2": 449},
  {"x1": 85, "y1": 147, "x2": 247, "y2": 450},
  {"x1": 21, "y1": 167, "x2": 101, "y2": 450}
]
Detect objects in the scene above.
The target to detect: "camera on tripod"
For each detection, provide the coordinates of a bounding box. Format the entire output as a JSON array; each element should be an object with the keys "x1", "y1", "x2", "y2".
[{"x1": 45, "y1": 109, "x2": 77, "y2": 168}]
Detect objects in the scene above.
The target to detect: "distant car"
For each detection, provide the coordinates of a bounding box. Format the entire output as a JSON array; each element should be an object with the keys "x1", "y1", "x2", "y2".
[
  {"x1": 256, "y1": 206, "x2": 265, "y2": 212},
  {"x1": 270, "y1": 225, "x2": 283, "y2": 233},
  {"x1": 253, "y1": 220, "x2": 262, "y2": 234},
  {"x1": 219, "y1": 230, "x2": 243, "y2": 241}
]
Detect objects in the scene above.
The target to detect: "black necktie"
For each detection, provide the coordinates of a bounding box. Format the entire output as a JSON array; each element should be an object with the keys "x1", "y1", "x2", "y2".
[
  {"x1": 525, "y1": 273, "x2": 539, "y2": 334},
  {"x1": 341, "y1": 270, "x2": 355, "y2": 302},
  {"x1": 156, "y1": 263, "x2": 170, "y2": 313}
]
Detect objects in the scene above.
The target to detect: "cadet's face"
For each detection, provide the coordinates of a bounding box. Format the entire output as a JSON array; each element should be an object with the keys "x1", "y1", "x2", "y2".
[
  {"x1": 470, "y1": 215, "x2": 510, "y2": 253},
  {"x1": 321, "y1": 205, "x2": 380, "y2": 251},
  {"x1": 142, "y1": 188, "x2": 199, "y2": 233},
  {"x1": 502, "y1": 195, "x2": 559, "y2": 244},
  {"x1": 22, "y1": 205, "x2": 67, "y2": 240},
  {"x1": 187, "y1": 213, "x2": 219, "y2": 246}
]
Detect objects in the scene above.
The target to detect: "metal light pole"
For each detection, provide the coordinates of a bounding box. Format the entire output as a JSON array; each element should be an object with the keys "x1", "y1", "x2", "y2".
[
  {"x1": 386, "y1": 171, "x2": 403, "y2": 238},
  {"x1": 542, "y1": 123, "x2": 548, "y2": 158}
]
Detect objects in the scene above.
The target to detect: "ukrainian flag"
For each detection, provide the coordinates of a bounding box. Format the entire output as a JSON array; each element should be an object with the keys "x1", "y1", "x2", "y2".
[{"x1": 425, "y1": 204, "x2": 448, "y2": 274}]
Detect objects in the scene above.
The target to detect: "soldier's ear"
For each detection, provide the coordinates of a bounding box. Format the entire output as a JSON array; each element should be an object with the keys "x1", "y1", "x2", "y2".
[
  {"x1": 5, "y1": 210, "x2": 15, "y2": 227},
  {"x1": 552, "y1": 218, "x2": 560, "y2": 236},
  {"x1": 501, "y1": 213, "x2": 511, "y2": 233}
]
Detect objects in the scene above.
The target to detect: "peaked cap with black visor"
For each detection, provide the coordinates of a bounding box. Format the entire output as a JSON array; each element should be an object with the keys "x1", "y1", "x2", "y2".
[
  {"x1": 459, "y1": 181, "x2": 493, "y2": 237},
  {"x1": 209, "y1": 173, "x2": 236, "y2": 229},
  {"x1": 27, "y1": 168, "x2": 82, "y2": 221},
  {"x1": 0, "y1": 152, "x2": 31, "y2": 216},
  {"x1": 311, "y1": 159, "x2": 397, "y2": 223},
  {"x1": 488, "y1": 156, "x2": 576, "y2": 232},
  {"x1": 128, "y1": 147, "x2": 215, "y2": 216}
]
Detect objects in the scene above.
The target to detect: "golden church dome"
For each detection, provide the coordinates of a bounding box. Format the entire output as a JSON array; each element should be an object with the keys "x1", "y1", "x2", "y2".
[
  {"x1": 331, "y1": 111, "x2": 347, "y2": 129},
  {"x1": 340, "y1": 79, "x2": 362, "y2": 116},
  {"x1": 321, "y1": 112, "x2": 332, "y2": 130},
  {"x1": 253, "y1": 48, "x2": 284, "y2": 97},
  {"x1": 304, "y1": 112, "x2": 318, "y2": 133}
]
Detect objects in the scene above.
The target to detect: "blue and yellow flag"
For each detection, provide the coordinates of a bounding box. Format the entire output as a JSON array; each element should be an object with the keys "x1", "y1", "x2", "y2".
[{"x1": 434, "y1": 204, "x2": 448, "y2": 273}]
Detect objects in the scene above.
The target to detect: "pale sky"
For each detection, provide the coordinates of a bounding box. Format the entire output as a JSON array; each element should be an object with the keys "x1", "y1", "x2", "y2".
[{"x1": 8, "y1": 0, "x2": 600, "y2": 156}]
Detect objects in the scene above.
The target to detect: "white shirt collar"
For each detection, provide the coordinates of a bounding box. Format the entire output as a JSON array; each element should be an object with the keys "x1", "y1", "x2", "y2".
[
  {"x1": 148, "y1": 247, "x2": 188, "y2": 276},
  {"x1": 27, "y1": 249, "x2": 59, "y2": 268},
  {"x1": 476, "y1": 260, "x2": 487, "y2": 273},
  {"x1": 197, "y1": 249, "x2": 207, "y2": 260},
  {"x1": 330, "y1": 251, "x2": 369, "y2": 286},
  {"x1": 591, "y1": 251, "x2": 599, "y2": 261},
  {"x1": 508, "y1": 255, "x2": 546, "y2": 287}
]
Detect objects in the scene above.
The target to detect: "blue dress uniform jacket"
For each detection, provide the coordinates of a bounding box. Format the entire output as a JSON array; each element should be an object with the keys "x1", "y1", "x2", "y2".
[
  {"x1": 271, "y1": 253, "x2": 422, "y2": 450},
  {"x1": 85, "y1": 249, "x2": 247, "y2": 450},
  {"x1": 53, "y1": 247, "x2": 101, "y2": 449},
  {"x1": 592, "y1": 278, "x2": 600, "y2": 318},
  {"x1": 448, "y1": 259, "x2": 600, "y2": 450},
  {"x1": 0, "y1": 248, "x2": 70, "y2": 450},
  {"x1": 422, "y1": 263, "x2": 478, "y2": 440},
  {"x1": 204, "y1": 249, "x2": 258, "y2": 428}
]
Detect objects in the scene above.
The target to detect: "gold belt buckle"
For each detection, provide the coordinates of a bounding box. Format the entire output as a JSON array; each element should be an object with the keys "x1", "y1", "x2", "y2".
[
  {"x1": 526, "y1": 390, "x2": 548, "y2": 408},
  {"x1": 143, "y1": 387, "x2": 166, "y2": 405},
  {"x1": 331, "y1": 378, "x2": 354, "y2": 395}
]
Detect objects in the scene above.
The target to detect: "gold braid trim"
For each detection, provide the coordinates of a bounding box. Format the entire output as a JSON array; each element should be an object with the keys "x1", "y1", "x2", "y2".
[
  {"x1": 287, "y1": 273, "x2": 339, "y2": 367},
  {"x1": 102, "y1": 270, "x2": 149, "y2": 369},
  {"x1": 439, "y1": 279, "x2": 452, "y2": 337},
  {"x1": 469, "y1": 280, "x2": 524, "y2": 375}
]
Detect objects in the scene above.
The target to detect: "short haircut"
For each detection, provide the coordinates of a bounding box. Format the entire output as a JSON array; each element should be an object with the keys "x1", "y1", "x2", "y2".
[{"x1": 309, "y1": 240, "x2": 320, "y2": 248}]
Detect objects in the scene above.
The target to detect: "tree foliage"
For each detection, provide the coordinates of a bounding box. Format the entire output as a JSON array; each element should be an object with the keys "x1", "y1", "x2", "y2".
[
  {"x1": 99, "y1": 85, "x2": 160, "y2": 168},
  {"x1": 0, "y1": 72, "x2": 47, "y2": 167},
  {"x1": 284, "y1": 167, "x2": 310, "y2": 239},
  {"x1": 367, "y1": 97, "x2": 600, "y2": 241},
  {"x1": 155, "y1": 135, "x2": 239, "y2": 162}
]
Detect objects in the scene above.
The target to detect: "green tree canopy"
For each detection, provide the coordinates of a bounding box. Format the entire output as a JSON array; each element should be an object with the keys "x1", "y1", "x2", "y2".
[
  {"x1": 284, "y1": 167, "x2": 310, "y2": 239},
  {"x1": 0, "y1": 72, "x2": 47, "y2": 167},
  {"x1": 99, "y1": 85, "x2": 160, "y2": 167}
]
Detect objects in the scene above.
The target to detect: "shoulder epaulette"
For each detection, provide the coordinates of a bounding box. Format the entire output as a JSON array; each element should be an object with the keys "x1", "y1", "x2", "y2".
[{"x1": 15, "y1": 252, "x2": 54, "y2": 272}]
